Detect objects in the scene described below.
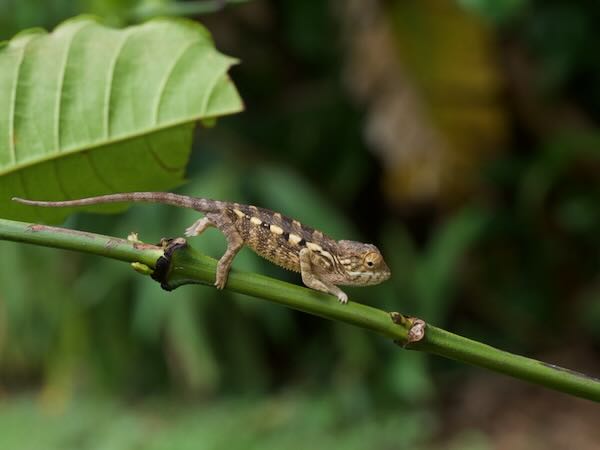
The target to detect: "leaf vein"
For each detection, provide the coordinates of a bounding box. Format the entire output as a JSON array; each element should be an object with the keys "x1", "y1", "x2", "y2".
[
  {"x1": 103, "y1": 29, "x2": 133, "y2": 139},
  {"x1": 144, "y1": 134, "x2": 184, "y2": 174},
  {"x1": 85, "y1": 151, "x2": 117, "y2": 192},
  {"x1": 199, "y1": 53, "x2": 225, "y2": 116},
  {"x1": 52, "y1": 160, "x2": 71, "y2": 200},
  {"x1": 54, "y1": 21, "x2": 90, "y2": 153},
  {"x1": 0, "y1": 115, "x2": 240, "y2": 178},
  {"x1": 152, "y1": 39, "x2": 198, "y2": 125},
  {"x1": 8, "y1": 37, "x2": 33, "y2": 164},
  {"x1": 18, "y1": 171, "x2": 45, "y2": 221}
]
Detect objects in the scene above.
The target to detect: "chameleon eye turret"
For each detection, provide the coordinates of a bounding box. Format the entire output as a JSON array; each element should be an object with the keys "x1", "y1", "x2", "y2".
[
  {"x1": 13, "y1": 192, "x2": 391, "y2": 304},
  {"x1": 364, "y1": 251, "x2": 381, "y2": 268}
]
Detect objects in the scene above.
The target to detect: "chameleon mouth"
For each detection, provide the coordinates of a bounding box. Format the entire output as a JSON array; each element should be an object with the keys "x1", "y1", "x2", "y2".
[
  {"x1": 345, "y1": 270, "x2": 390, "y2": 285},
  {"x1": 372, "y1": 270, "x2": 391, "y2": 284}
]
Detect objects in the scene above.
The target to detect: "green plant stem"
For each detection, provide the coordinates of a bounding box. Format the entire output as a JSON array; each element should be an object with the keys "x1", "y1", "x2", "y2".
[
  {"x1": 1, "y1": 217, "x2": 599, "y2": 402},
  {"x1": 417, "y1": 327, "x2": 599, "y2": 401}
]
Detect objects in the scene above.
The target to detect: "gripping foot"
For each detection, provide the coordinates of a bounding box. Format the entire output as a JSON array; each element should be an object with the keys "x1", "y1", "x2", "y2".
[{"x1": 150, "y1": 237, "x2": 188, "y2": 291}]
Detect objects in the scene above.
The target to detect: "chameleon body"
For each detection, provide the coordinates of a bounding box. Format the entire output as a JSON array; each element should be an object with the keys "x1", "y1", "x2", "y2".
[{"x1": 13, "y1": 193, "x2": 391, "y2": 303}]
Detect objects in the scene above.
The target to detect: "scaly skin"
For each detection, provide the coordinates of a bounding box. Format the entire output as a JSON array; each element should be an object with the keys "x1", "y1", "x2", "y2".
[{"x1": 13, "y1": 192, "x2": 391, "y2": 303}]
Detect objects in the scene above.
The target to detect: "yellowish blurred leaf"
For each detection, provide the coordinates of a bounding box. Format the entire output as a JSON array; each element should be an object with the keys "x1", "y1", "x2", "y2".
[{"x1": 340, "y1": 0, "x2": 507, "y2": 205}]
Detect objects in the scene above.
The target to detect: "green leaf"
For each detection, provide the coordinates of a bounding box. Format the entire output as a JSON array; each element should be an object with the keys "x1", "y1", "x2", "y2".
[{"x1": 0, "y1": 16, "x2": 242, "y2": 223}]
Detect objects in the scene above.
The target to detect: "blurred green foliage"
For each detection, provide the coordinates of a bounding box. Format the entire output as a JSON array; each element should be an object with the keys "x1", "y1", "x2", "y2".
[
  {"x1": 1, "y1": 0, "x2": 600, "y2": 448},
  {"x1": 458, "y1": 0, "x2": 528, "y2": 23},
  {"x1": 0, "y1": 394, "x2": 441, "y2": 450}
]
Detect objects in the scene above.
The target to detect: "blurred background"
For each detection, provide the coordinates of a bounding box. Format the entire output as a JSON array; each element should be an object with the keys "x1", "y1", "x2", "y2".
[{"x1": 1, "y1": 0, "x2": 600, "y2": 448}]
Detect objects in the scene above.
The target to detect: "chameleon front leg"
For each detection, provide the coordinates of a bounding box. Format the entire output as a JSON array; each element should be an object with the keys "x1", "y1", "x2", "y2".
[
  {"x1": 299, "y1": 248, "x2": 348, "y2": 304},
  {"x1": 184, "y1": 216, "x2": 214, "y2": 237}
]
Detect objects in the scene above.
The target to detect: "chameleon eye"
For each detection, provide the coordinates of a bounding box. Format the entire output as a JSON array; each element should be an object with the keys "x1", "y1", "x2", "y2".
[{"x1": 364, "y1": 252, "x2": 380, "y2": 268}]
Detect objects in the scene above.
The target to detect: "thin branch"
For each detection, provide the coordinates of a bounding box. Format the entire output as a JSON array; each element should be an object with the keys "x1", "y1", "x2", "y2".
[{"x1": 1, "y1": 217, "x2": 599, "y2": 402}]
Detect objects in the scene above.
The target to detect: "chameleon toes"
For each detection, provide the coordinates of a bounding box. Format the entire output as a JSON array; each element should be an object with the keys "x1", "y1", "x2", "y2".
[
  {"x1": 214, "y1": 271, "x2": 228, "y2": 289},
  {"x1": 185, "y1": 217, "x2": 213, "y2": 237},
  {"x1": 337, "y1": 292, "x2": 348, "y2": 304}
]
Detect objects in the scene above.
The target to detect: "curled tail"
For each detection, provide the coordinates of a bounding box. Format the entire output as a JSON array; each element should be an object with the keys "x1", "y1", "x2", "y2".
[{"x1": 12, "y1": 192, "x2": 223, "y2": 213}]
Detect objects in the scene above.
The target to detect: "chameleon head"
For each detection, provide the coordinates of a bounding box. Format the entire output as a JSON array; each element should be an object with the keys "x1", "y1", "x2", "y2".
[{"x1": 335, "y1": 240, "x2": 391, "y2": 286}]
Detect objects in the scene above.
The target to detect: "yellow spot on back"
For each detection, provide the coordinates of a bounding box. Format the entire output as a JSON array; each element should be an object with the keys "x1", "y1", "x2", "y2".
[
  {"x1": 289, "y1": 233, "x2": 302, "y2": 245},
  {"x1": 233, "y1": 209, "x2": 245, "y2": 218},
  {"x1": 270, "y1": 224, "x2": 283, "y2": 235},
  {"x1": 250, "y1": 216, "x2": 262, "y2": 225}
]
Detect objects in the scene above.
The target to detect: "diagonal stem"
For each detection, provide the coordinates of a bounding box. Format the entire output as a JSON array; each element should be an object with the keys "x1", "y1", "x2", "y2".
[{"x1": 1, "y1": 217, "x2": 599, "y2": 402}]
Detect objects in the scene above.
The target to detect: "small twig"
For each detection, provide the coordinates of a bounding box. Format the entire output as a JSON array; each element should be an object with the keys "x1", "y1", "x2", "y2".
[{"x1": 390, "y1": 312, "x2": 426, "y2": 344}]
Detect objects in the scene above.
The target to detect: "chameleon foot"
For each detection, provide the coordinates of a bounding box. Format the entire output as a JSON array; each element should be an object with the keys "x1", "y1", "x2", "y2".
[
  {"x1": 184, "y1": 217, "x2": 213, "y2": 237},
  {"x1": 214, "y1": 273, "x2": 227, "y2": 290},
  {"x1": 336, "y1": 292, "x2": 348, "y2": 304},
  {"x1": 151, "y1": 237, "x2": 188, "y2": 291}
]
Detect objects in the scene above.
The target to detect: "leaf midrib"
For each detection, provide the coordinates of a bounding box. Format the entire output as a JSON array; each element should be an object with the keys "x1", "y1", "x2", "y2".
[{"x1": 0, "y1": 109, "x2": 238, "y2": 177}]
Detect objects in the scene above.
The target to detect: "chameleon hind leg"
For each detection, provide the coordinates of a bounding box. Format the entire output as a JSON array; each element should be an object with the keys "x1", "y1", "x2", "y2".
[
  {"x1": 299, "y1": 248, "x2": 348, "y2": 304},
  {"x1": 211, "y1": 215, "x2": 244, "y2": 289},
  {"x1": 184, "y1": 214, "x2": 243, "y2": 289}
]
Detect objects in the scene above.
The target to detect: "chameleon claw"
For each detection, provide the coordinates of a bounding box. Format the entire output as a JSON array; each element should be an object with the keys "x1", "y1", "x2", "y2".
[
  {"x1": 337, "y1": 292, "x2": 348, "y2": 304},
  {"x1": 214, "y1": 273, "x2": 227, "y2": 289},
  {"x1": 185, "y1": 217, "x2": 213, "y2": 237}
]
